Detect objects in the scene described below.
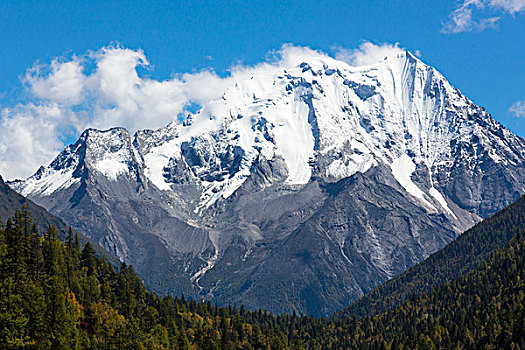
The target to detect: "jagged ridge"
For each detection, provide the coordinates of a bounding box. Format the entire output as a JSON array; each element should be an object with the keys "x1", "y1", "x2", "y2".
[{"x1": 10, "y1": 50, "x2": 525, "y2": 316}]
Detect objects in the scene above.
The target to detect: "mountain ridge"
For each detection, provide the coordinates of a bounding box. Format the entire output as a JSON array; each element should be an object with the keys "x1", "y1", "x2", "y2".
[
  {"x1": 10, "y1": 50, "x2": 525, "y2": 315},
  {"x1": 0, "y1": 174, "x2": 119, "y2": 267},
  {"x1": 336, "y1": 194, "x2": 525, "y2": 320}
]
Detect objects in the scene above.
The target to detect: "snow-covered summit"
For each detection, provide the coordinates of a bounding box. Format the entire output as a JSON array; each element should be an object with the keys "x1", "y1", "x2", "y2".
[
  {"x1": 14, "y1": 127, "x2": 139, "y2": 197},
  {"x1": 10, "y1": 50, "x2": 525, "y2": 316},
  {"x1": 12, "y1": 50, "x2": 523, "y2": 212}
]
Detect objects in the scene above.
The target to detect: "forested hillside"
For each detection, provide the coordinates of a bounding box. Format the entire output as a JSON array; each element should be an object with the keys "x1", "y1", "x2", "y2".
[
  {"x1": 0, "y1": 175, "x2": 118, "y2": 267},
  {"x1": 338, "y1": 194, "x2": 525, "y2": 320},
  {"x1": 0, "y1": 210, "x2": 292, "y2": 349},
  {"x1": 2, "y1": 196, "x2": 525, "y2": 349},
  {"x1": 323, "y1": 220, "x2": 525, "y2": 348}
]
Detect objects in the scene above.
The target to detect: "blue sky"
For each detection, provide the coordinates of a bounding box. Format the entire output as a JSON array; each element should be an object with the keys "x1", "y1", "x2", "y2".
[{"x1": 0, "y1": 0, "x2": 524, "y2": 179}]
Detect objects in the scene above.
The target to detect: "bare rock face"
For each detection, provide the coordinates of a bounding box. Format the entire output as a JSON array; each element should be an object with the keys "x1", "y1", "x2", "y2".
[
  {"x1": 10, "y1": 51, "x2": 525, "y2": 316},
  {"x1": 0, "y1": 174, "x2": 119, "y2": 267}
]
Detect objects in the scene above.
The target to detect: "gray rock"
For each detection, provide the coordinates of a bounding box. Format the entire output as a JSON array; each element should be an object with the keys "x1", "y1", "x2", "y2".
[{"x1": 10, "y1": 52, "x2": 525, "y2": 316}]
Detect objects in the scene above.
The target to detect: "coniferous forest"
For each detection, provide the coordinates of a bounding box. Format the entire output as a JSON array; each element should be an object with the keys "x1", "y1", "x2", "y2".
[
  {"x1": 1, "y1": 203, "x2": 525, "y2": 349},
  {"x1": 2, "y1": 1, "x2": 525, "y2": 349},
  {"x1": 337, "y1": 194, "x2": 525, "y2": 320}
]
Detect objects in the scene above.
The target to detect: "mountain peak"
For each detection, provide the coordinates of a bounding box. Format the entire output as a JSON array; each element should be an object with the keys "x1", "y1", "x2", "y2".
[
  {"x1": 14, "y1": 53, "x2": 523, "y2": 211},
  {"x1": 10, "y1": 51, "x2": 525, "y2": 317},
  {"x1": 81, "y1": 127, "x2": 130, "y2": 139}
]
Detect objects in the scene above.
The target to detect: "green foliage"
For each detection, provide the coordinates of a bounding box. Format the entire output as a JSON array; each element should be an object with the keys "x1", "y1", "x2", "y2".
[
  {"x1": 317, "y1": 227, "x2": 525, "y2": 349},
  {"x1": 0, "y1": 211, "x2": 292, "y2": 349},
  {"x1": 1, "y1": 198, "x2": 525, "y2": 349}
]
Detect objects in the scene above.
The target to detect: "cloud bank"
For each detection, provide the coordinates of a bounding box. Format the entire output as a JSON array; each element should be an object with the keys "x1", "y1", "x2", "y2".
[
  {"x1": 0, "y1": 42, "x2": 410, "y2": 180},
  {"x1": 442, "y1": 0, "x2": 525, "y2": 33}
]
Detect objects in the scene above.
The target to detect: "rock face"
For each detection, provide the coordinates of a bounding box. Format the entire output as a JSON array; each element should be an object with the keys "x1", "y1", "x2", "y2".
[
  {"x1": 0, "y1": 174, "x2": 119, "y2": 266},
  {"x1": 10, "y1": 51, "x2": 525, "y2": 316}
]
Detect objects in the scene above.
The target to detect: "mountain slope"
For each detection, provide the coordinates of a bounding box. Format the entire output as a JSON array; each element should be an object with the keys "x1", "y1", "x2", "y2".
[
  {"x1": 199, "y1": 166, "x2": 461, "y2": 316},
  {"x1": 326, "y1": 210, "x2": 525, "y2": 349},
  {"x1": 0, "y1": 174, "x2": 118, "y2": 266},
  {"x1": 3, "y1": 185, "x2": 525, "y2": 349},
  {"x1": 10, "y1": 51, "x2": 525, "y2": 316},
  {"x1": 337, "y1": 194, "x2": 525, "y2": 319},
  {"x1": 1, "y1": 174, "x2": 66, "y2": 235}
]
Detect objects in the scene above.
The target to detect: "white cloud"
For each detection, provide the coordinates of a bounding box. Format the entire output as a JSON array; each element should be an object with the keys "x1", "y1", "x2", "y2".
[
  {"x1": 27, "y1": 58, "x2": 86, "y2": 103},
  {"x1": 490, "y1": 0, "x2": 525, "y2": 13},
  {"x1": 0, "y1": 104, "x2": 69, "y2": 180},
  {"x1": 277, "y1": 44, "x2": 330, "y2": 67},
  {"x1": 509, "y1": 100, "x2": 525, "y2": 117},
  {"x1": 0, "y1": 42, "x2": 411, "y2": 180},
  {"x1": 442, "y1": 0, "x2": 524, "y2": 33},
  {"x1": 334, "y1": 41, "x2": 406, "y2": 66}
]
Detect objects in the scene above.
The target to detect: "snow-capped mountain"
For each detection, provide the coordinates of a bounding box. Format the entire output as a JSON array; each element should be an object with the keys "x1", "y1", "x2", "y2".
[{"x1": 11, "y1": 51, "x2": 525, "y2": 316}]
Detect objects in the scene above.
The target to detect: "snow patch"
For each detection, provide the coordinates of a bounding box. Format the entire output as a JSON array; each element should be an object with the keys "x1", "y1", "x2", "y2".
[
  {"x1": 429, "y1": 187, "x2": 456, "y2": 218},
  {"x1": 391, "y1": 154, "x2": 435, "y2": 210},
  {"x1": 143, "y1": 144, "x2": 174, "y2": 191},
  {"x1": 93, "y1": 158, "x2": 128, "y2": 181},
  {"x1": 326, "y1": 153, "x2": 376, "y2": 180},
  {"x1": 17, "y1": 168, "x2": 79, "y2": 197},
  {"x1": 191, "y1": 230, "x2": 220, "y2": 291},
  {"x1": 272, "y1": 102, "x2": 315, "y2": 184}
]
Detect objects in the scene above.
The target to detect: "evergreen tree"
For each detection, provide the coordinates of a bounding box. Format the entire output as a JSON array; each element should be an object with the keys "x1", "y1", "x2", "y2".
[{"x1": 1, "y1": 205, "x2": 525, "y2": 349}]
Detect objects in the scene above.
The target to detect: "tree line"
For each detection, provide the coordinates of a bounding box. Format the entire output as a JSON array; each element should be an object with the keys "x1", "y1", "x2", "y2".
[{"x1": 1, "y1": 207, "x2": 524, "y2": 349}]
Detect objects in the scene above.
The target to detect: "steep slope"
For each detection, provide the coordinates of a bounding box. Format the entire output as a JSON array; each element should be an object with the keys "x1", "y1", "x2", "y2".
[
  {"x1": 11, "y1": 51, "x2": 525, "y2": 315},
  {"x1": 325, "y1": 211, "x2": 525, "y2": 349},
  {"x1": 1, "y1": 175, "x2": 66, "y2": 235},
  {"x1": 0, "y1": 174, "x2": 118, "y2": 266},
  {"x1": 198, "y1": 166, "x2": 460, "y2": 316},
  {"x1": 337, "y1": 194, "x2": 525, "y2": 319},
  {"x1": 3, "y1": 189, "x2": 525, "y2": 349}
]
